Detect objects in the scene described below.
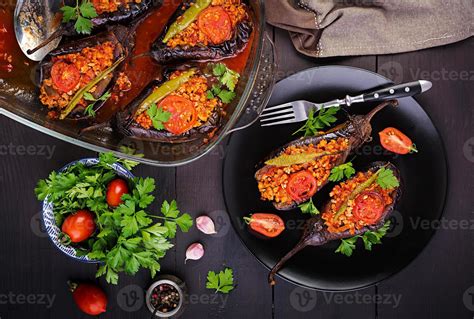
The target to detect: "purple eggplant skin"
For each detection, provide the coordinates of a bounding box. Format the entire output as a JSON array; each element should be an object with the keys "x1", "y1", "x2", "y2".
[
  {"x1": 60, "y1": 0, "x2": 158, "y2": 36},
  {"x1": 115, "y1": 67, "x2": 223, "y2": 143},
  {"x1": 151, "y1": 1, "x2": 253, "y2": 64},
  {"x1": 255, "y1": 100, "x2": 398, "y2": 211},
  {"x1": 268, "y1": 161, "x2": 402, "y2": 286},
  {"x1": 37, "y1": 25, "x2": 137, "y2": 121}
]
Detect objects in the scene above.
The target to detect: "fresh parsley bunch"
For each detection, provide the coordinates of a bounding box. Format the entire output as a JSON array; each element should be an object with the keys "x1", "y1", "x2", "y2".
[
  {"x1": 207, "y1": 63, "x2": 240, "y2": 104},
  {"x1": 35, "y1": 153, "x2": 193, "y2": 284},
  {"x1": 294, "y1": 107, "x2": 340, "y2": 137}
]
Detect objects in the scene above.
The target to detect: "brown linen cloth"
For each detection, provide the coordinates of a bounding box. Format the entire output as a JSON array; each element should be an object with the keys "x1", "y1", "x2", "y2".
[{"x1": 266, "y1": 0, "x2": 473, "y2": 57}]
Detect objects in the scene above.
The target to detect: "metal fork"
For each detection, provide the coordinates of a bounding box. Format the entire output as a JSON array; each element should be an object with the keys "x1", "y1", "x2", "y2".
[{"x1": 260, "y1": 80, "x2": 432, "y2": 127}]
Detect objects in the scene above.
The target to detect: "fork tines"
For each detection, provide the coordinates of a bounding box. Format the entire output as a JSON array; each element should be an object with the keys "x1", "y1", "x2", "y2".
[{"x1": 259, "y1": 103, "x2": 296, "y2": 127}]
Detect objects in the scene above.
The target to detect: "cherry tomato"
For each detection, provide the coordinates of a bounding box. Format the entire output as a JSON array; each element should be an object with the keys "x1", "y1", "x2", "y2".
[
  {"x1": 353, "y1": 191, "x2": 385, "y2": 224},
  {"x1": 70, "y1": 282, "x2": 107, "y2": 315},
  {"x1": 159, "y1": 95, "x2": 197, "y2": 135},
  {"x1": 379, "y1": 127, "x2": 417, "y2": 155},
  {"x1": 245, "y1": 213, "x2": 285, "y2": 238},
  {"x1": 198, "y1": 6, "x2": 232, "y2": 44},
  {"x1": 287, "y1": 170, "x2": 317, "y2": 201},
  {"x1": 62, "y1": 210, "x2": 96, "y2": 243},
  {"x1": 51, "y1": 61, "x2": 81, "y2": 92},
  {"x1": 106, "y1": 179, "x2": 129, "y2": 207}
]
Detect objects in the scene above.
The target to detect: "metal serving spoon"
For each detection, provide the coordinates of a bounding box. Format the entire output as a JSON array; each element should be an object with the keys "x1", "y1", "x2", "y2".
[{"x1": 14, "y1": 0, "x2": 64, "y2": 61}]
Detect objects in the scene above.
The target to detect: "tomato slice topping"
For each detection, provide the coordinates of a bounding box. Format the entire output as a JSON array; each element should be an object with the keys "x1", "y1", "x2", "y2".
[
  {"x1": 379, "y1": 127, "x2": 417, "y2": 155},
  {"x1": 353, "y1": 191, "x2": 385, "y2": 224},
  {"x1": 246, "y1": 213, "x2": 285, "y2": 238},
  {"x1": 51, "y1": 61, "x2": 81, "y2": 92},
  {"x1": 287, "y1": 170, "x2": 318, "y2": 201},
  {"x1": 198, "y1": 6, "x2": 232, "y2": 44},
  {"x1": 159, "y1": 95, "x2": 197, "y2": 135}
]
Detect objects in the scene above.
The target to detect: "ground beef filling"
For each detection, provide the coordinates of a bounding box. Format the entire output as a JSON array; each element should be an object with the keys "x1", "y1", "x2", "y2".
[
  {"x1": 257, "y1": 138, "x2": 350, "y2": 206},
  {"x1": 92, "y1": 0, "x2": 143, "y2": 15},
  {"x1": 135, "y1": 72, "x2": 221, "y2": 131},
  {"x1": 322, "y1": 171, "x2": 395, "y2": 234},
  {"x1": 167, "y1": 0, "x2": 248, "y2": 48},
  {"x1": 40, "y1": 42, "x2": 118, "y2": 112}
]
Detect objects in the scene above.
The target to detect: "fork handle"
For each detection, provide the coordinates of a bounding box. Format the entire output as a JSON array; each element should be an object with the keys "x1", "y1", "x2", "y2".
[{"x1": 360, "y1": 80, "x2": 432, "y2": 104}]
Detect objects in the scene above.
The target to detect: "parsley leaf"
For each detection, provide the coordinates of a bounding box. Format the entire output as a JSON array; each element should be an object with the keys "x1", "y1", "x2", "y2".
[
  {"x1": 298, "y1": 198, "x2": 320, "y2": 215},
  {"x1": 61, "y1": 0, "x2": 98, "y2": 35},
  {"x1": 212, "y1": 63, "x2": 227, "y2": 77},
  {"x1": 335, "y1": 221, "x2": 391, "y2": 256},
  {"x1": 218, "y1": 90, "x2": 236, "y2": 104},
  {"x1": 376, "y1": 168, "x2": 400, "y2": 189},
  {"x1": 206, "y1": 268, "x2": 235, "y2": 294},
  {"x1": 210, "y1": 63, "x2": 239, "y2": 104},
  {"x1": 146, "y1": 103, "x2": 171, "y2": 130},
  {"x1": 83, "y1": 91, "x2": 111, "y2": 118},
  {"x1": 294, "y1": 107, "x2": 340, "y2": 137},
  {"x1": 329, "y1": 162, "x2": 356, "y2": 182}
]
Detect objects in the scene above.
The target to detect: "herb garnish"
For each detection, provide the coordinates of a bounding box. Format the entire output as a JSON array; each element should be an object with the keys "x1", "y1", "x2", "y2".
[
  {"x1": 83, "y1": 91, "x2": 111, "y2": 117},
  {"x1": 146, "y1": 103, "x2": 172, "y2": 130},
  {"x1": 206, "y1": 268, "x2": 235, "y2": 294},
  {"x1": 61, "y1": 0, "x2": 98, "y2": 35},
  {"x1": 293, "y1": 107, "x2": 340, "y2": 136},
  {"x1": 207, "y1": 63, "x2": 239, "y2": 104},
  {"x1": 35, "y1": 152, "x2": 193, "y2": 284},
  {"x1": 298, "y1": 198, "x2": 320, "y2": 215},
  {"x1": 335, "y1": 221, "x2": 391, "y2": 256},
  {"x1": 376, "y1": 168, "x2": 400, "y2": 189},
  {"x1": 329, "y1": 162, "x2": 356, "y2": 182}
]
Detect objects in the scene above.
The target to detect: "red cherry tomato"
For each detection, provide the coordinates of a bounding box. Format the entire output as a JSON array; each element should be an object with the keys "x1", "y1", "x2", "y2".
[
  {"x1": 353, "y1": 191, "x2": 385, "y2": 224},
  {"x1": 245, "y1": 213, "x2": 285, "y2": 238},
  {"x1": 51, "y1": 61, "x2": 81, "y2": 92},
  {"x1": 62, "y1": 210, "x2": 96, "y2": 243},
  {"x1": 287, "y1": 170, "x2": 318, "y2": 201},
  {"x1": 198, "y1": 6, "x2": 232, "y2": 44},
  {"x1": 379, "y1": 127, "x2": 417, "y2": 155},
  {"x1": 70, "y1": 282, "x2": 107, "y2": 316},
  {"x1": 106, "y1": 179, "x2": 129, "y2": 207},
  {"x1": 159, "y1": 95, "x2": 197, "y2": 135}
]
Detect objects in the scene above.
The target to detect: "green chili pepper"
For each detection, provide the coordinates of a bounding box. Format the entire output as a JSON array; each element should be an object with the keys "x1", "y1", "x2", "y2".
[
  {"x1": 60, "y1": 56, "x2": 125, "y2": 120},
  {"x1": 334, "y1": 167, "x2": 386, "y2": 218},
  {"x1": 162, "y1": 0, "x2": 212, "y2": 43},
  {"x1": 135, "y1": 69, "x2": 197, "y2": 116}
]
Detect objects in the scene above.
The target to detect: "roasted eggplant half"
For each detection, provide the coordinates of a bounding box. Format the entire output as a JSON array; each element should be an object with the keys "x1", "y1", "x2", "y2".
[
  {"x1": 38, "y1": 25, "x2": 136, "y2": 121},
  {"x1": 151, "y1": 0, "x2": 253, "y2": 64},
  {"x1": 268, "y1": 161, "x2": 402, "y2": 285},
  {"x1": 116, "y1": 63, "x2": 241, "y2": 143},
  {"x1": 29, "y1": 0, "x2": 158, "y2": 55},
  {"x1": 255, "y1": 101, "x2": 398, "y2": 211}
]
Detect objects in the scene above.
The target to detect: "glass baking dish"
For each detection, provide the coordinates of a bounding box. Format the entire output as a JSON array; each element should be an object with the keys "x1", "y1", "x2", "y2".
[{"x1": 0, "y1": 0, "x2": 276, "y2": 166}]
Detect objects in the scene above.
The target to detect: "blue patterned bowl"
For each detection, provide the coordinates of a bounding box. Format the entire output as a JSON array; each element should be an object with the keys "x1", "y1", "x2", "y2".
[{"x1": 42, "y1": 158, "x2": 134, "y2": 263}]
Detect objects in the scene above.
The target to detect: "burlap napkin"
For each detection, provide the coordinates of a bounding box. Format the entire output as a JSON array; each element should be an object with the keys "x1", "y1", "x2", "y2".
[{"x1": 266, "y1": 0, "x2": 473, "y2": 57}]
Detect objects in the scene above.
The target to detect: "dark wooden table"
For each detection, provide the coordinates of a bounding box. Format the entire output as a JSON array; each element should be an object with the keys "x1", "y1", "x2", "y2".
[{"x1": 0, "y1": 25, "x2": 473, "y2": 319}]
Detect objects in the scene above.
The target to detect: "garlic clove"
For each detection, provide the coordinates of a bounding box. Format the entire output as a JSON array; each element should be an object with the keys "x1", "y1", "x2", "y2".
[
  {"x1": 185, "y1": 243, "x2": 204, "y2": 264},
  {"x1": 196, "y1": 215, "x2": 217, "y2": 235}
]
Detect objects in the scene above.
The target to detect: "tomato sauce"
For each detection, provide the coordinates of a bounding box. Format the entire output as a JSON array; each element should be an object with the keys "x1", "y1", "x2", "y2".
[{"x1": 0, "y1": 6, "x2": 32, "y2": 85}]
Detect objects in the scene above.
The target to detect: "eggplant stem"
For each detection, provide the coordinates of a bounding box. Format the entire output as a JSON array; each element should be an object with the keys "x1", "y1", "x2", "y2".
[
  {"x1": 365, "y1": 100, "x2": 398, "y2": 122},
  {"x1": 26, "y1": 28, "x2": 65, "y2": 55},
  {"x1": 268, "y1": 240, "x2": 308, "y2": 286}
]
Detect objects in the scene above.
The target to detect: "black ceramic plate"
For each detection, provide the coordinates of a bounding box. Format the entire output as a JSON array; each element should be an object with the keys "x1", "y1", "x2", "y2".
[{"x1": 222, "y1": 66, "x2": 447, "y2": 291}]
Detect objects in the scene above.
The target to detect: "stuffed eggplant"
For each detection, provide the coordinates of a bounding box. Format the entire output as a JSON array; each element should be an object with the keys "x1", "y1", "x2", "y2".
[
  {"x1": 38, "y1": 25, "x2": 136, "y2": 120},
  {"x1": 268, "y1": 161, "x2": 402, "y2": 285},
  {"x1": 151, "y1": 0, "x2": 253, "y2": 64},
  {"x1": 116, "y1": 63, "x2": 241, "y2": 142},
  {"x1": 28, "y1": 0, "x2": 158, "y2": 55},
  {"x1": 255, "y1": 101, "x2": 398, "y2": 211}
]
